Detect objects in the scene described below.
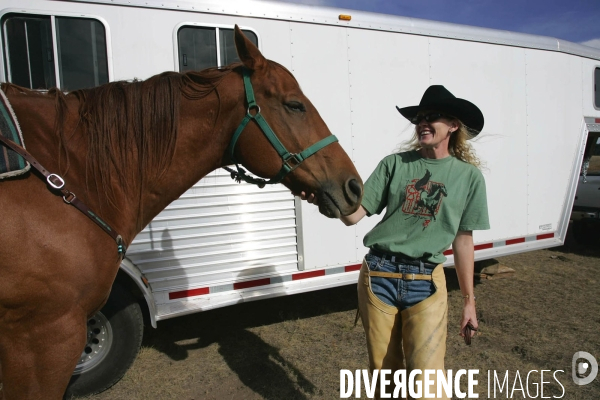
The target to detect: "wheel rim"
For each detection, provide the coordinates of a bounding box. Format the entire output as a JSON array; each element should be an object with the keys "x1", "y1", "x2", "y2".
[{"x1": 73, "y1": 311, "x2": 113, "y2": 374}]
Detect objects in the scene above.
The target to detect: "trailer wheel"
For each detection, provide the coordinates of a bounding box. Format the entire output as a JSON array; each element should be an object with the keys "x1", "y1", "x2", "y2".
[
  {"x1": 572, "y1": 220, "x2": 599, "y2": 246},
  {"x1": 64, "y1": 283, "x2": 144, "y2": 398}
]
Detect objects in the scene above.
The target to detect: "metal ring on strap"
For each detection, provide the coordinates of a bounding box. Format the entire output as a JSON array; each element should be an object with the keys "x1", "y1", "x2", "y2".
[{"x1": 247, "y1": 104, "x2": 260, "y2": 115}]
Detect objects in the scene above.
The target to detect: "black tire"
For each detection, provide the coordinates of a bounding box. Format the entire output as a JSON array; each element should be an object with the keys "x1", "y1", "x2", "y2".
[
  {"x1": 572, "y1": 220, "x2": 600, "y2": 246},
  {"x1": 64, "y1": 283, "x2": 144, "y2": 398}
]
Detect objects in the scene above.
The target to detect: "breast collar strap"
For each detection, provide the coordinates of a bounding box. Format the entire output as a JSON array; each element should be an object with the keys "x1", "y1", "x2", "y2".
[{"x1": 0, "y1": 135, "x2": 126, "y2": 259}]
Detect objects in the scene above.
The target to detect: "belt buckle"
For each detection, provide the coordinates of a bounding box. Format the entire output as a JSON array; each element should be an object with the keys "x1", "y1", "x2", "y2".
[{"x1": 406, "y1": 273, "x2": 415, "y2": 281}]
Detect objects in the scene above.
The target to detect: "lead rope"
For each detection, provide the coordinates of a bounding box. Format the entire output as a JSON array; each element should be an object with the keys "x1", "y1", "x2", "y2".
[{"x1": 222, "y1": 165, "x2": 268, "y2": 188}]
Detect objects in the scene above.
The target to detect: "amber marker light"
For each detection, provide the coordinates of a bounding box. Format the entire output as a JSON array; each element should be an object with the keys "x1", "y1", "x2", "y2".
[{"x1": 339, "y1": 14, "x2": 351, "y2": 21}]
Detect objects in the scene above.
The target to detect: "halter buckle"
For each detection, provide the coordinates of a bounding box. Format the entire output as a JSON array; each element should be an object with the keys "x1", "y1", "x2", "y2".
[
  {"x1": 47, "y1": 173, "x2": 65, "y2": 190},
  {"x1": 283, "y1": 153, "x2": 303, "y2": 171}
]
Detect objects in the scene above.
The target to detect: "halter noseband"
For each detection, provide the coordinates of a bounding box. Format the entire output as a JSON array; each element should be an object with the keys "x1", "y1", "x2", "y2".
[{"x1": 224, "y1": 68, "x2": 338, "y2": 188}]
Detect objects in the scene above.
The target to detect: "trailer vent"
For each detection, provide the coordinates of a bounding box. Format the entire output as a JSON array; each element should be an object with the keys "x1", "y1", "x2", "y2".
[{"x1": 128, "y1": 169, "x2": 299, "y2": 293}]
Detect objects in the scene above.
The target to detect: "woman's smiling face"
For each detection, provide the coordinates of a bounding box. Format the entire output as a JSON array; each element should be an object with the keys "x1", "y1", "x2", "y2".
[{"x1": 415, "y1": 111, "x2": 458, "y2": 148}]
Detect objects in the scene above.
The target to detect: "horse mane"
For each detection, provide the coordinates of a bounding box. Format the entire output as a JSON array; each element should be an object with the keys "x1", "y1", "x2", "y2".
[
  {"x1": 81, "y1": 65, "x2": 240, "y2": 196},
  {"x1": 4, "y1": 65, "x2": 241, "y2": 216}
]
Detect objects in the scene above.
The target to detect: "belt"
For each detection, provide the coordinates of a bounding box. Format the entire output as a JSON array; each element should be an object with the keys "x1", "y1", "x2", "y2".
[
  {"x1": 368, "y1": 270, "x2": 433, "y2": 281},
  {"x1": 368, "y1": 249, "x2": 437, "y2": 269}
]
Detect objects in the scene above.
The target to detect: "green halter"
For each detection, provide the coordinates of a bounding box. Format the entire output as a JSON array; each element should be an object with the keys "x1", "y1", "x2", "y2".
[{"x1": 225, "y1": 68, "x2": 338, "y2": 188}]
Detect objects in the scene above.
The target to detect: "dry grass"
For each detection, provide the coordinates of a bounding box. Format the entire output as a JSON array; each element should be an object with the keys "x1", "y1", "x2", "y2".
[{"x1": 87, "y1": 226, "x2": 600, "y2": 400}]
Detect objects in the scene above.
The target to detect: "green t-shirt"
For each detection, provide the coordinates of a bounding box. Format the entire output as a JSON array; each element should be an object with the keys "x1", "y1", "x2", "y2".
[{"x1": 362, "y1": 151, "x2": 490, "y2": 264}]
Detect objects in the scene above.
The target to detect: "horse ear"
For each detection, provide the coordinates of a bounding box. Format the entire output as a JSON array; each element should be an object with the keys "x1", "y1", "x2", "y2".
[{"x1": 234, "y1": 25, "x2": 267, "y2": 71}]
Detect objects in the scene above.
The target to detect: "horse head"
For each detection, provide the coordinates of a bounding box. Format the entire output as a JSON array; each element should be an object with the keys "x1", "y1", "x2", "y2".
[{"x1": 226, "y1": 26, "x2": 363, "y2": 218}]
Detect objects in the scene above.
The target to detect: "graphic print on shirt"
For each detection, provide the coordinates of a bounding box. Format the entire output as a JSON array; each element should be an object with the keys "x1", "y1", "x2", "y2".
[{"x1": 402, "y1": 169, "x2": 447, "y2": 229}]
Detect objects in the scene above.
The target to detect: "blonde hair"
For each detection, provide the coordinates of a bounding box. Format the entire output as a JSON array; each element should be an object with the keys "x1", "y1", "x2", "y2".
[{"x1": 400, "y1": 119, "x2": 482, "y2": 169}]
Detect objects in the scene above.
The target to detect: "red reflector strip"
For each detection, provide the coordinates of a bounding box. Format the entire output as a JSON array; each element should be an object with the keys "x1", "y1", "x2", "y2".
[
  {"x1": 596, "y1": 118, "x2": 600, "y2": 123},
  {"x1": 169, "y1": 233, "x2": 560, "y2": 299},
  {"x1": 536, "y1": 233, "x2": 555, "y2": 240},
  {"x1": 292, "y1": 270, "x2": 326, "y2": 280},
  {"x1": 345, "y1": 264, "x2": 362, "y2": 272},
  {"x1": 169, "y1": 287, "x2": 209, "y2": 300},
  {"x1": 233, "y1": 278, "x2": 271, "y2": 290},
  {"x1": 474, "y1": 243, "x2": 494, "y2": 251}
]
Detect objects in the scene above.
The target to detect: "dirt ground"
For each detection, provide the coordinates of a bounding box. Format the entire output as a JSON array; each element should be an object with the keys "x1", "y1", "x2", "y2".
[{"x1": 85, "y1": 225, "x2": 599, "y2": 400}]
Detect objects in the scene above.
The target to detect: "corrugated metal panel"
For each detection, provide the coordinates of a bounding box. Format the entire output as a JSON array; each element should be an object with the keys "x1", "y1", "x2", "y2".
[{"x1": 128, "y1": 169, "x2": 299, "y2": 294}]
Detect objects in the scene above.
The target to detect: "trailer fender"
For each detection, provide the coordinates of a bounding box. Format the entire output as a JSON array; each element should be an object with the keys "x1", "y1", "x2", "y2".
[{"x1": 119, "y1": 258, "x2": 158, "y2": 328}]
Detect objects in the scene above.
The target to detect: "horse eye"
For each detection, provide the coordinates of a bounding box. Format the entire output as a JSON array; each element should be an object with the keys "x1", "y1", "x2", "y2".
[{"x1": 285, "y1": 101, "x2": 306, "y2": 112}]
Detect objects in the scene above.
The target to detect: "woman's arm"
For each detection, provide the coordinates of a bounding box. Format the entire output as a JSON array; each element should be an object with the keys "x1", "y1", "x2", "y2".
[
  {"x1": 452, "y1": 230, "x2": 478, "y2": 340},
  {"x1": 340, "y1": 205, "x2": 367, "y2": 226},
  {"x1": 296, "y1": 191, "x2": 367, "y2": 226}
]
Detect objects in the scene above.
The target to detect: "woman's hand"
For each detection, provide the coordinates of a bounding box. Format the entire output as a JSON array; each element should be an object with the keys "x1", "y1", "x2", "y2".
[
  {"x1": 293, "y1": 191, "x2": 366, "y2": 226},
  {"x1": 296, "y1": 191, "x2": 318, "y2": 205},
  {"x1": 460, "y1": 299, "x2": 478, "y2": 345},
  {"x1": 452, "y1": 231, "x2": 478, "y2": 344}
]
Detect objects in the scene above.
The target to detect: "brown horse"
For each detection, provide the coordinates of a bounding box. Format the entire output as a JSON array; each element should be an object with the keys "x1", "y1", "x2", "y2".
[{"x1": 0, "y1": 26, "x2": 362, "y2": 400}]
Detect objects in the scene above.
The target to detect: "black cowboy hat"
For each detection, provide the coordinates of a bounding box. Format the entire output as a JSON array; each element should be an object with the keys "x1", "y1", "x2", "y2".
[{"x1": 396, "y1": 85, "x2": 484, "y2": 134}]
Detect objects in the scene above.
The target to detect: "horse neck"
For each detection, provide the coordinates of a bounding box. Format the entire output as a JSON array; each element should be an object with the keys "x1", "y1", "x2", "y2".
[
  {"x1": 2, "y1": 76, "x2": 246, "y2": 246},
  {"x1": 134, "y1": 76, "x2": 244, "y2": 233}
]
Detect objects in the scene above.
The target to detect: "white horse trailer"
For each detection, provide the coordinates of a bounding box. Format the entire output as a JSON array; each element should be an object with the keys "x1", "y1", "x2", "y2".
[{"x1": 2, "y1": 0, "x2": 600, "y2": 395}]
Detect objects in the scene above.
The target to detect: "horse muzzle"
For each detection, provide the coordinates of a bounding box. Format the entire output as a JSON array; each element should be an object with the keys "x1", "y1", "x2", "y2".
[{"x1": 318, "y1": 177, "x2": 363, "y2": 218}]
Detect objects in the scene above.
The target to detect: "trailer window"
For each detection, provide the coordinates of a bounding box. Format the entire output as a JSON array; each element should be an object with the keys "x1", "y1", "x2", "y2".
[
  {"x1": 177, "y1": 26, "x2": 258, "y2": 72},
  {"x1": 178, "y1": 27, "x2": 217, "y2": 72},
  {"x1": 596, "y1": 68, "x2": 600, "y2": 108},
  {"x1": 2, "y1": 14, "x2": 109, "y2": 91},
  {"x1": 219, "y1": 28, "x2": 258, "y2": 66},
  {"x1": 55, "y1": 17, "x2": 109, "y2": 91},
  {"x1": 3, "y1": 16, "x2": 55, "y2": 89}
]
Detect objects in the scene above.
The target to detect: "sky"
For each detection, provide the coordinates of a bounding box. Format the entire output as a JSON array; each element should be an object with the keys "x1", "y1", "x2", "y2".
[{"x1": 266, "y1": 0, "x2": 600, "y2": 49}]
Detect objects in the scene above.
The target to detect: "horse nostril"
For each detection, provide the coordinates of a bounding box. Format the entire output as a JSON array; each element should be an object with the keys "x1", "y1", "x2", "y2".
[{"x1": 348, "y1": 178, "x2": 363, "y2": 200}]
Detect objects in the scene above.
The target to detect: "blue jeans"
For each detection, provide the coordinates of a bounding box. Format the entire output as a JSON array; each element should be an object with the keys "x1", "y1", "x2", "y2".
[{"x1": 364, "y1": 253, "x2": 436, "y2": 310}]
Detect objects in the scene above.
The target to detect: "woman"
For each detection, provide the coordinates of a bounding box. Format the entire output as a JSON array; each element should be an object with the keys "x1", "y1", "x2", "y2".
[{"x1": 301, "y1": 85, "x2": 489, "y2": 398}]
